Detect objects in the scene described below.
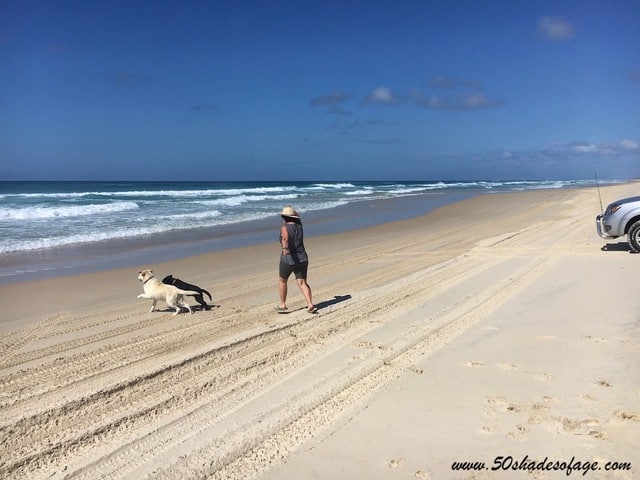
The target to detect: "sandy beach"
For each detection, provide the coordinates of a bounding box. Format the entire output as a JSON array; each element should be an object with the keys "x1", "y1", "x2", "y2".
[{"x1": 0, "y1": 182, "x2": 638, "y2": 480}]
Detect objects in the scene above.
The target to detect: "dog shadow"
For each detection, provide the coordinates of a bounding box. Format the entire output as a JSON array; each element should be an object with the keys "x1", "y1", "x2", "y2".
[
  {"x1": 193, "y1": 304, "x2": 221, "y2": 312},
  {"x1": 156, "y1": 304, "x2": 220, "y2": 314},
  {"x1": 601, "y1": 242, "x2": 637, "y2": 253}
]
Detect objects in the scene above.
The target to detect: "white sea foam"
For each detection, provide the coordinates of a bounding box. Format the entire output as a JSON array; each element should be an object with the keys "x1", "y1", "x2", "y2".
[
  {"x1": 200, "y1": 193, "x2": 300, "y2": 207},
  {"x1": 0, "y1": 201, "x2": 139, "y2": 220},
  {"x1": 345, "y1": 189, "x2": 375, "y2": 196},
  {"x1": 0, "y1": 185, "x2": 296, "y2": 200},
  {"x1": 315, "y1": 183, "x2": 356, "y2": 188},
  {"x1": 0, "y1": 225, "x2": 166, "y2": 253}
]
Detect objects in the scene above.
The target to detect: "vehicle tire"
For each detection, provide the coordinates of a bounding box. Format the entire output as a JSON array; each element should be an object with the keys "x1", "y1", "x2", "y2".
[{"x1": 628, "y1": 220, "x2": 640, "y2": 253}]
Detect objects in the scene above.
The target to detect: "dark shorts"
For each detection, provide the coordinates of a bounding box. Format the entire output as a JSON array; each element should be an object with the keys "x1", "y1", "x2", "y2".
[{"x1": 279, "y1": 259, "x2": 309, "y2": 280}]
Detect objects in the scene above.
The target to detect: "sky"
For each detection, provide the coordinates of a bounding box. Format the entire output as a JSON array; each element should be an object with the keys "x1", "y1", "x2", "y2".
[{"x1": 1, "y1": 0, "x2": 639, "y2": 181}]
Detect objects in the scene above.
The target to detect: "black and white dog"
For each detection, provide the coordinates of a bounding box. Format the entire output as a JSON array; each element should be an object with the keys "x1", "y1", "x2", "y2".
[{"x1": 162, "y1": 274, "x2": 213, "y2": 310}]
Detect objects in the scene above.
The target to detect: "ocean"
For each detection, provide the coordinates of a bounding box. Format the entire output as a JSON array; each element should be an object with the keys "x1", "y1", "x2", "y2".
[{"x1": 0, "y1": 180, "x2": 599, "y2": 283}]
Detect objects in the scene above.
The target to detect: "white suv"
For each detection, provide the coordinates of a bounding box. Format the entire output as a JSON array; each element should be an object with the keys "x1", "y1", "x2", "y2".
[{"x1": 596, "y1": 195, "x2": 640, "y2": 253}]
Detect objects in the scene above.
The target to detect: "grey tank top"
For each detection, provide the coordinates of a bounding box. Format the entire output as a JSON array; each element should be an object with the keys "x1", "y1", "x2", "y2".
[{"x1": 282, "y1": 223, "x2": 308, "y2": 264}]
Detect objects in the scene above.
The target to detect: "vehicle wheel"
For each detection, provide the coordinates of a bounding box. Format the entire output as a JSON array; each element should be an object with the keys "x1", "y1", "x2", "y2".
[{"x1": 628, "y1": 220, "x2": 640, "y2": 253}]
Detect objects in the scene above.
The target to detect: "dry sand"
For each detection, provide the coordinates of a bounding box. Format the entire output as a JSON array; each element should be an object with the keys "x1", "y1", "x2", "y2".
[{"x1": 0, "y1": 183, "x2": 638, "y2": 480}]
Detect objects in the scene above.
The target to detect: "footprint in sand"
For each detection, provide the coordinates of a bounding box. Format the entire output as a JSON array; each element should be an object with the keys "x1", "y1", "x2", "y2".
[
  {"x1": 578, "y1": 393, "x2": 597, "y2": 402},
  {"x1": 496, "y1": 362, "x2": 519, "y2": 370},
  {"x1": 480, "y1": 409, "x2": 499, "y2": 434},
  {"x1": 595, "y1": 380, "x2": 613, "y2": 387},
  {"x1": 388, "y1": 458, "x2": 404, "y2": 469},
  {"x1": 506, "y1": 424, "x2": 529, "y2": 441},
  {"x1": 480, "y1": 424, "x2": 498, "y2": 434},
  {"x1": 588, "y1": 430, "x2": 608, "y2": 440},
  {"x1": 612, "y1": 410, "x2": 640, "y2": 423},
  {"x1": 532, "y1": 402, "x2": 550, "y2": 412},
  {"x1": 582, "y1": 335, "x2": 606, "y2": 343},
  {"x1": 559, "y1": 417, "x2": 601, "y2": 437},
  {"x1": 464, "y1": 360, "x2": 484, "y2": 367},
  {"x1": 487, "y1": 396, "x2": 520, "y2": 413},
  {"x1": 414, "y1": 470, "x2": 431, "y2": 479},
  {"x1": 486, "y1": 396, "x2": 509, "y2": 407},
  {"x1": 527, "y1": 402, "x2": 551, "y2": 424}
]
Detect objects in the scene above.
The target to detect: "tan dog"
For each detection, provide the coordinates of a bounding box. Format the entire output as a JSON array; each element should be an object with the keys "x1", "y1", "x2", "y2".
[{"x1": 137, "y1": 269, "x2": 199, "y2": 315}]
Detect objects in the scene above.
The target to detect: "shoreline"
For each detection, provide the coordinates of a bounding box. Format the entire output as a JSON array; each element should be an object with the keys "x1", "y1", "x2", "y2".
[
  {"x1": 0, "y1": 189, "x2": 479, "y2": 285},
  {"x1": 0, "y1": 180, "x2": 621, "y2": 286},
  {"x1": 1, "y1": 182, "x2": 638, "y2": 479}
]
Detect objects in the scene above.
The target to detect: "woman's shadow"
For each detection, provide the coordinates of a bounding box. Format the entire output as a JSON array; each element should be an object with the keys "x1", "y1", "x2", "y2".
[{"x1": 315, "y1": 294, "x2": 352, "y2": 311}]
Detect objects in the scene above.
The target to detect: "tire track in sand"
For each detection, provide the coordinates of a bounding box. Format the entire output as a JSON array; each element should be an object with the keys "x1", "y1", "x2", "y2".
[
  {"x1": 0, "y1": 208, "x2": 585, "y2": 480},
  {"x1": 138, "y1": 253, "x2": 560, "y2": 480},
  {"x1": 2, "y1": 248, "x2": 503, "y2": 479},
  {"x1": 75, "y1": 263, "x2": 561, "y2": 476}
]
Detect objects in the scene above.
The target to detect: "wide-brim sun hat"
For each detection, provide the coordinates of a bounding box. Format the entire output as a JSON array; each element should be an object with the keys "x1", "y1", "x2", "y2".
[{"x1": 280, "y1": 206, "x2": 300, "y2": 218}]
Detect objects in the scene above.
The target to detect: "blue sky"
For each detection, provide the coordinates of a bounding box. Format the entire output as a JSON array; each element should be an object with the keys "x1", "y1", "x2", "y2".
[{"x1": 1, "y1": 1, "x2": 639, "y2": 181}]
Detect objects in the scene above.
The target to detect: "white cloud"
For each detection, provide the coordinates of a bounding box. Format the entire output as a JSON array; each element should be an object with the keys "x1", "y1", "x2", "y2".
[
  {"x1": 538, "y1": 16, "x2": 575, "y2": 40},
  {"x1": 571, "y1": 143, "x2": 599, "y2": 153},
  {"x1": 365, "y1": 87, "x2": 399, "y2": 105},
  {"x1": 463, "y1": 93, "x2": 491, "y2": 109},
  {"x1": 411, "y1": 93, "x2": 444, "y2": 109},
  {"x1": 412, "y1": 77, "x2": 502, "y2": 111},
  {"x1": 569, "y1": 140, "x2": 640, "y2": 155},
  {"x1": 620, "y1": 139, "x2": 640, "y2": 151},
  {"x1": 411, "y1": 91, "x2": 501, "y2": 111}
]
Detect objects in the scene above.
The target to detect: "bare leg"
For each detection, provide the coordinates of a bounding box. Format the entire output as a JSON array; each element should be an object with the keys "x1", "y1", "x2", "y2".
[
  {"x1": 278, "y1": 277, "x2": 288, "y2": 309},
  {"x1": 296, "y1": 278, "x2": 314, "y2": 310}
]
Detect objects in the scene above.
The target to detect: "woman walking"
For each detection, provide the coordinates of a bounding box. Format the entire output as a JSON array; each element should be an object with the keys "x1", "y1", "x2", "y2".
[{"x1": 276, "y1": 206, "x2": 317, "y2": 314}]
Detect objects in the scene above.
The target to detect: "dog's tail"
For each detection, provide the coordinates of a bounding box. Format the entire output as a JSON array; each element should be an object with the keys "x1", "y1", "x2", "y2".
[{"x1": 202, "y1": 289, "x2": 213, "y2": 301}]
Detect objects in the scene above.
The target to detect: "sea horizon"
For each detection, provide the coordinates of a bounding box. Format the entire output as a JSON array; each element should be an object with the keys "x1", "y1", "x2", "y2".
[{"x1": 0, "y1": 178, "x2": 627, "y2": 284}]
